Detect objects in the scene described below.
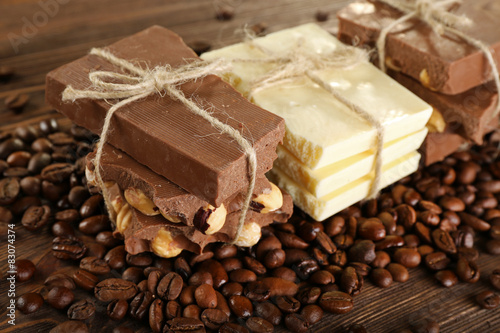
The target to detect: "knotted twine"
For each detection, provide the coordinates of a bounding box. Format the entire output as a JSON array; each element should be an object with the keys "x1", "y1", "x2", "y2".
[
  {"x1": 231, "y1": 38, "x2": 385, "y2": 199},
  {"x1": 62, "y1": 48, "x2": 257, "y2": 244},
  {"x1": 376, "y1": 0, "x2": 500, "y2": 117}
]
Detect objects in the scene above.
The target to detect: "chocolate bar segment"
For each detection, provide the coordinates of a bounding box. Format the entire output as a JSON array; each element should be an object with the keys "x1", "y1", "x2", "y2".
[
  {"x1": 390, "y1": 71, "x2": 499, "y2": 145},
  {"x1": 337, "y1": 0, "x2": 500, "y2": 95},
  {"x1": 85, "y1": 143, "x2": 275, "y2": 226},
  {"x1": 46, "y1": 26, "x2": 285, "y2": 206},
  {"x1": 419, "y1": 130, "x2": 467, "y2": 166}
]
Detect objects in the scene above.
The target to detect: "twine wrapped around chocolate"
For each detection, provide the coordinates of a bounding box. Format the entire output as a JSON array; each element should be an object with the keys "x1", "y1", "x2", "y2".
[
  {"x1": 62, "y1": 48, "x2": 257, "y2": 244},
  {"x1": 376, "y1": 0, "x2": 500, "y2": 116},
  {"x1": 231, "y1": 39, "x2": 384, "y2": 199}
]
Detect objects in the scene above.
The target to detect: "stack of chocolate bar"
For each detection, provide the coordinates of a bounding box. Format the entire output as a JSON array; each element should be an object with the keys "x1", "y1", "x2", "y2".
[
  {"x1": 45, "y1": 26, "x2": 293, "y2": 257},
  {"x1": 337, "y1": 0, "x2": 500, "y2": 165},
  {"x1": 202, "y1": 24, "x2": 432, "y2": 221}
]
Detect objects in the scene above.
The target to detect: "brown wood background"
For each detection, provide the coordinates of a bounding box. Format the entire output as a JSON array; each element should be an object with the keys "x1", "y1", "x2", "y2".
[{"x1": 0, "y1": 0, "x2": 499, "y2": 332}]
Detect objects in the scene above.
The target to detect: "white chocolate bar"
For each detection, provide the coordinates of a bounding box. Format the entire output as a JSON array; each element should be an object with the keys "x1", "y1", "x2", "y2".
[
  {"x1": 274, "y1": 128, "x2": 427, "y2": 197},
  {"x1": 202, "y1": 24, "x2": 432, "y2": 169},
  {"x1": 268, "y1": 151, "x2": 421, "y2": 221}
]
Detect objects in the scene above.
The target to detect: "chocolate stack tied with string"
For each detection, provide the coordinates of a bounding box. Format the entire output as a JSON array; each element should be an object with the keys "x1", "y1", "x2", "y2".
[
  {"x1": 337, "y1": 0, "x2": 500, "y2": 165},
  {"x1": 46, "y1": 26, "x2": 292, "y2": 257}
]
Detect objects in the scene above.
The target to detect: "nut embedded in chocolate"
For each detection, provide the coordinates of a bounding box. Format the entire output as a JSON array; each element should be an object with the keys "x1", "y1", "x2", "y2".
[
  {"x1": 250, "y1": 183, "x2": 283, "y2": 214},
  {"x1": 151, "y1": 228, "x2": 183, "y2": 258},
  {"x1": 124, "y1": 187, "x2": 160, "y2": 216},
  {"x1": 193, "y1": 204, "x2": 227, "y2": 235}
]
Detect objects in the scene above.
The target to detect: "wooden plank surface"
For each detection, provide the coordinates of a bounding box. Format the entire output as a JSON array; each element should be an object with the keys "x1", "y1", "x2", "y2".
[{"x1": 0, "y1": 1, "x2": 499, "y2": 332}]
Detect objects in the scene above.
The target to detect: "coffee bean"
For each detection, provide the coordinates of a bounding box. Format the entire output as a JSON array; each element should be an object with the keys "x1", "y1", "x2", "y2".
[
  {"x1": 104, "y1": 245, "x2": 127, "y2": 270},
  {"x1": 45, "y1": 273, "x2": 76, "y2": 290},
  {"x1": 96, "y1": 231, "x2": 121, "y2": 248},
  {"x1": 80, "y1": 194, "x2": 103, "y2": 218},
  {"x1": 122, "y1": 267, "x2": 144, "y2": 284},
  {"x1": 51, "y1": 221, "x2": 75, "y2": 237},
  {"x1": 198, "y1": 259, "x2": 227, "y2": 288},
  {"x1": 39, "y1": 118, "x2": 59, "y2": 134},
  {"x1": 73, "y1": 269, "x2": 99, "y2": 291},
  {"x1": 319, "y1": 291, "x2": 353, "y2": 314},
  {"x1": 165, "y1": 300, "x2": 181, "y2": 320},
  {"x1": 293, "y1": 258, "x2": 320, "y2": 280},
  {"x1": 491, "y1": 269, "x2": 500, "y2": 290},
  {"x1": 0, "y1": 206, "x2": 13, "y2": 223},
  {"x1": 458, "y1": 212, "x2": 491, "y2": 232},
  {"x1": 295, "y1": 286, "x2": 321, "y2": 305},
  {"x1": 348, "y1": 240, "x2": 376, "y2": 264},
  {"x1": 243, "y1": 256, "x2": 267, "y2": 275},
  {"x1": 18, "y1": 176, "x2": 40, "y2": 197},
  {"x1": 0, "y1": 138, "x2": 24, "y2": 159},
  {"x1": 49, "y1": 320, "x2": 89, "y2": 333},
  {"x1": 260, "y1": 277, "x2": 298, "y2": 297},
  {"x1": 94, "y1": 278, "x2": 138, "y2": 302},
  {"x1": 129, "y1": 291, "x2": 154, "y2": 320},
  {"x1": 183, "y1": 304, "x2": 202, "y2": 320},
  {"x1": 68, "y1": 185, "x2": 89, "y2": 208},
  {"x1": 246, "y1": 316, "x2": 274, "y2": 333},
  {"x1": 7, "y1": 151, "x2": 31, "y2": 167},
  {"x1": 255, "y1": 236, "x2": 282, "y2": 260},
  {"x1": 358, "y1": 218, "x2": 386, "y2": 241},
  {"x1": 179, "y1": 285, "x2": 196, "y2": 306},
  {"x1": 167, "y1": 317, "x2": 205, "y2": 332},
  {"x1": 216, "y1": 291, "x2": 234, "y2": 318},
  {"x1": 146, "y1": 298, "x2": 164, "y2": 332},
  {"x1": 275, "y1": 295, "x2": 301, "y2": 313},
  {"x1": 157, "y1": 272, "x2": 183, "y2": 301},
  {"x1": 340, "y1": 266, "x2": 363, "y2": 296},
  {"x1": 371, "y1": 268, "x2": 393, "y2": 288},
  {"x1": 221, "y1": 257, "x2": 243, "y2": 272},
  {"x1": 79, "y1": 257, "x2": 109, "y2": 276},
  {"x1": 107, "y1": 299, "x2": 129, "y2": 320},
  {"x1": 214, "y1": 244, "x2": 238, "y2": 260},
  {"x1": 188, "y1": 271, "x2": 213, "y2": 287},
  {"x1": 52, "y1": 235, "x2": 87, "y2": 260},
  {"x1": 309, "y1": 270, "x2": 335, "y2": 285},
  {"x1": 395, "y1": 204, "x2": 416, "y2": 230},
  {"x1": 476, "y1": 291, "x2": 499, "y2": 309},
  {"x1": 325, "y1": 216, "x2": 345, "y2": 237},
  {"x1": 393, "y1": 248, "x2": 421, "y2": 268},
  {"x1": 333, "y1": 235, "x2": 354, "y2": 250},
  {"x1": 425, "y1": 252, "x2": 450, "y2": 271},
  {"x1": 47, "y1": 286, "x2": 74, "y2": 309},
  {"x1": 67, "y1": 299, "x2": 95, "y2": 320},
  {"x1": 272, "y1": 266, "x2": 297, "y2": 282},
  {"x1": 17, "y1": 292, "x2": 43, "y2": 314},
  {"x1": 228, "y1": 295, "x2": 253, "y2": 318},
  {"x1": 86, "y1": 243, "x2": 107, "y2": 259},
  {"x1": 221, "y1": 282, "x2": 243, "y2": 297},
  {"x1": 195, "y1": 284, "x2": 217, "y2": 309},
  {"x1": 0, "y1": 177, "x2": 20, "y2": 205},
  {"x1": 284, "y1": 313, "x2": 309, "y2": 333},
  {"x1": 434, "y1": 270, "x2": 458, "y2": 288},
  {"x1": 372, "y1": 251, "x2": 391, "y2": 268},
  {"x1": 11, "y1": 196, "x2": 42, "y2": 216},
  {"x1": 22, "y1": 205, "x2": 51, "y2": 231},
  {"x1": 219, "y1": 322, "x2": 250, "y2": 333},
  {"x1": 386, "y1": 263, "x2": 409, "y2": 283},
  {"x1": 230, "y1": 268, "x2": 257, "y2": 283},
  {"x1": 375, "y1": 235, "x2": 404, "y2": 250},
  {"x1": 456, "y1": 257, "x2": 480, "y2": 283},
  {"x1": 301, "y1": 304, "x2": 323, "y2": 325},
  {"x1": 5, "y1": 93, "x2": 29, "y2": 112},
  {"x1": 14, "y1": 259, "x2": 36, "y2": 282}
]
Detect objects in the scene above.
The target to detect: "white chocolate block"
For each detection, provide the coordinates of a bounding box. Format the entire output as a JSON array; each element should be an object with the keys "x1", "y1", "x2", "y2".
[
  {"x1": 202, "y1": 24, "x2": 432, "y2": 169},
  {"x1": 275, "y1": 128, "x2": 427, "y2": 197},
  {"x1": 268, "y1": 151, "x2": 421, "y2": 221}
]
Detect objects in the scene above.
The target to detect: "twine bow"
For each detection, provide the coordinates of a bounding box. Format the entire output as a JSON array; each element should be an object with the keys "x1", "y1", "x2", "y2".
[
  {"x1": 234, "y1": 39, "x2": 384, "y2": 199},
  {"x1": 377, "y1": 0, "x2": 500, "y2": 116},
  {"x1": 62, "y1": 48, "x2": 257, "y2": 244}
]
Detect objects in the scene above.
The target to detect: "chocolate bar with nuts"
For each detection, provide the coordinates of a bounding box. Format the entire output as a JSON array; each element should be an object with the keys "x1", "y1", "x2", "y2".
[
  {"x1": 46, "y1": 25, "x2": 285, "y2": 207},
  {"x1": 104, "y1": 182, "x2": 292, "y2": 256},
  {"x1": 85, "y1": 143, "x2": 290, "y2": 236},
  {"x1": 419, "y1": 130, "x2": 467, "y2": 166},
  {"x1": 337, "y1": 0, "x2": 500, "y2": 95}
]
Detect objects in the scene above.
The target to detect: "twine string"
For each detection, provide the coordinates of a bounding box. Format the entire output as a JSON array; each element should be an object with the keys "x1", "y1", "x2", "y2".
[
  {"x1": 62, "y1": 48, "x2": 256, "y2": 243},
  {"x1": 376, "y1": 0, "x2": 500, "y2": 116}
]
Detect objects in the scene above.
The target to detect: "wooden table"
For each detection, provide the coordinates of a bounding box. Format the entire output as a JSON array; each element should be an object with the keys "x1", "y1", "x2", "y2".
[{"x1": 0, "y1": 1, "x2": 499, "y2": 332}]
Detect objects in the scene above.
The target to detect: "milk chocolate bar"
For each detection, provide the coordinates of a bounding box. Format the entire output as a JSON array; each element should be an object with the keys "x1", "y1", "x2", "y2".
[
  {"x1": 391, "y1": 71, "x2": 499, "y2": 144},
  {"x1": 85, "y1": 143, "x2": 278, "y2": 229},
  {"x1": 46, "y1": 26, "x2": 285, "y2": 207},
  {"x1": 337, "y1": 0, "x2": 500, "y2": 95},
  {"x1": 419, "y1": 130, "x2": 467, "y2": 166}
]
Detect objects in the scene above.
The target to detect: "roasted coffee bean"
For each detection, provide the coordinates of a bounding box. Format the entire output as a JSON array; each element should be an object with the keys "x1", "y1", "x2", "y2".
[
  {"x1": 49, "y1": 320, "x2": 89, "y2": 333},
  {"x1": 157, "y1": 272, "x2": 183, "y2": 301},
  {"x1": 439, "y1": 196, "x2": 465, "y2": 211},
  {"x1": 167, "y1": 317, "x2": 205, "y2": 332},
  {"x1": 11, "y1": 196, "x2": 41, "y2": 216},
  {"x1": 435, "y1": 270, "x2": 458, "y2": 288},
  {"x1": 309, "y1": 270, "x2": 335, "y2": 285},
  {"x1": 0, "y1": 177, "x2": 20, "y2": 205},
  {"x1": 330, "y1": 249, "x2": 348, "y2": 267},
  {"x1": 19, "y1": 176, "x2": 40, "y2": 197},
  {"x1": 42, "y1": 180, "x2": 67, "y2": 202},
  {"x1": 52, "y1": 221, "x2": 75, "y2": 237},
  {"x1": 243, "y1": 256, "x2": 267, "y2": 275},
  {"x1": 179, "y1": 285, "x2": 196, "y2": 306},
  {"x1": 200, "y1": 308, "x2": 228, "y2": 330},
  {"x1": 301, "y1": 305, "x2": 323, "y2": 325},
  {"x1": 284, "y1": 313, "x2": 309, "y2": 333},
  {"x1": 425, "y1": 252, "x2": 451, "y2": 271},
  {"x1": 67, "y1": 299, "x2": 95, "y2": 320},
  {"x1": 340, "y1": 266, "x2": 363, "y2": 296},
  {"x1": 0, "y1": 138, "x2": 24, "y2": 159},
  {"x1": 410, "y1": 319, "x2": 440, "y2": 333},
  {"x1": 78, "y1": 215, "x2": 110, "y2": 235},
  {"x1": 246, "y1": 316, "x2": 274, "y2": 333},
  {"x1": 0, "y1": 206, "x2": 13, "y2": 223},
  {"x1": 371, "y1": 268, "x2": 393, "y2": 288},
  {"x1": 228, "y1": 295, "x2": 253, "y2": 318},
  {"x1": 275, "y1": 231, "x2": 309, "y2": 249},
  {"x1": 272, "y1": 266, "x2": 297, "y2": 282},
  {"x1": 319, "y1": 291, "x2": 353, "y2": 314},
  {"x1": 125, "y1": 252, "x2": 153, "y2": 267},
  {"x1": 149, "y1": 298, "x2": 164, "y2": 333},
  {"x1": 39, "y1": 118, "x2": 59, "y2": 134},
  {"x1": 216, "y1": 291, "x2": 231, "y2": 318},
  {"x1": 94, "y1": 278, "x2": 138, "y2": 302},
  {"x1": 221, "y1": 257, "x2": 243, "y2": 272},
  {"x1": 14, "y1": 259, "x2": 36, "y2": 282},
  {"x1": 375, "y1": 235, "x2": 405, "y2": 250},
  {"x1": 296, "y1": 286, "x2": 321, "y2": 304},
  {"x1": 86, "y1": 243, "x2": 107, "y2": 259},
  {"x1": 188, "y1": 271, "x2": 213, "y2": 287},
  {"x1": 52, "y1": 235, "x2": 87, "y2": 260},
  {"x1": 348, "y1": 240, "x2": 376, "y2": 264},
  {"x1": 358, "y1": 218, "x2": 386, "y2": 241},
  {"x1": 253, "y1": 301, "x2": 282, "y2": 326},
  {"x1": 122, "y1": 267, "x2": 144, "y2": 284},
  {"x1": 456, "y1": 257, "x2": 480, "y2": 283},
  {"x1": 386, "y1": 263, "x2": 409, "y2": 283},
  {"x1": 395, "y1": 204, "x2": 417, "y2": 230},
  {"x1": 458, "y1": 212, "x2": 491, "y2": 232},
  {"x1": 68, "y1": 185, "x2": 89, "y2": 208},
  {"x1": 244, "y1": 280, "x2": 271, "y2": 302},
  {"x1": 486, "y1": 239, "x2": 500, "y2": 255},
  {"x1": 147, "y1": 269, "x2": 164, "y2": 294},
  {"x1": 255, "y1": 236, "x2": 282, "y2": 260},
  {"x1": 45, "y1": 273, "x2": 76, "y2": 290},
  {"x1": 275, "y1": 295, "x2": 301, "y2": 313},
  {"x1": 4, "y1": 166, "x2": 29, "y2": 177},
  {"x1": 73, "y1": 269, "x2": 99, "y2": 291},
  {"x1": 104, "y1": 245, "x2": 127, "y2": 270},
  {"x1": 261, "y1": 248, "x2": 285, "y2": 269},
  {"x1": 221, "y1": 282, "x2": 243, "y2": 297},
  {"x1": 165, "y1": 300, "x2": 182, "y2": 319},
  {"x1": 47, "y1": 286, "x2": 74, "y2": 309},
  {"x1": 183, "y1": 304, "x2": 202, "y2": 320},
  {"x1": 41, "y1": 163, "x2": 74, "y2": 183},
  {"x1": 107, "y1": 299, "x2": 129, "y2": 320},
  {"x1": 372, "y1": 251, "x2": 391, "y2": 268},
  {"x1": 393, "y1": 248, "x2": 421, "y2": 268},
  {"x1": 296, "y1": 222, "x2": 319, "y2": 242},
  {"x1": 95, "y1": 231, "x2": 121, "y2": 248},
  {"x1": 476, "y1": 291, "x2": 500, "y2": 309},
  {"x1": 230, "y1": 268, "x2": 257, "y2": 283},
  {"x1": 219, "y1": 322, "x2": 250, "y2": 333},
  {"x1": 129, "y1": 291, "x2": 154, "y2": 320},
  {"x1": 490, "y1": 225, "x2": 500, "y2": 240},
  {"x1": 293, "y1": 258, "x2": 320, "y2": 280},
  {"x1": 17, "y1": 292, "x2": 43, "y2": 314},
  {"x1": 315, "y1": 230, "x2": 337, "y2": 254},
  {"x1": 333, "y1": 234, "x2": 354, "y2": 250},
  {"x1": 325, "y1": 216, "x2": 345, "y2": 237},
  {"x1": 195, "y1": 284, "x2": 217, "y2": 309},
  {"x1": 491, "y1": 269, "x2": 500, "y2": 290},
  {"x1": 80, "y1": 194, "x2": 103, "y2": 218}
]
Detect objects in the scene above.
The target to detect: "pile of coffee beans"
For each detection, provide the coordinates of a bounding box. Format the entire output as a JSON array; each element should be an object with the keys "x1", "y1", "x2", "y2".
[{"x1": 2, "y1": 118, "x2": 499, "y2": 333}]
